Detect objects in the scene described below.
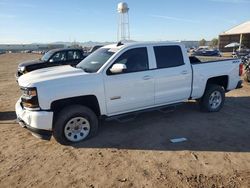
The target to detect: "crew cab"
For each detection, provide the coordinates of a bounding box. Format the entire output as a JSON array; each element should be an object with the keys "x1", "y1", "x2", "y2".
[
  {"x1": 16, "y1": 48, "x2": 86, "y2": 79},
  {"x1": 15, "y1": 42, "x2": 243, "y2": 145}
]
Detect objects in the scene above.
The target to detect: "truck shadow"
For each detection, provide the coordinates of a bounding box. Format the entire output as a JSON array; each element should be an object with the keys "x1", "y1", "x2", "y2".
[
  {"x1": 0, "y1": 111, "x2": 16, "y2": 121},
  {"x1": 74, "y1": 96, "x2": 250, "y2": 152}
]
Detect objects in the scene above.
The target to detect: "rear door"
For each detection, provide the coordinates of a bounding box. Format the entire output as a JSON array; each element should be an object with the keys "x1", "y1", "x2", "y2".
[
  {"x1": 153, "y1": 45, "x2": 192, "y2": 105},
  {"x1": 103, "y1": 47, "x2": 155, "y2": 115}
]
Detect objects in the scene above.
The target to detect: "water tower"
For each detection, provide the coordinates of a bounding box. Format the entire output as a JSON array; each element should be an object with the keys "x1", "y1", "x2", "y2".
[{"x1": 117, "y1": 2, "x2": 130, "y2": 41}]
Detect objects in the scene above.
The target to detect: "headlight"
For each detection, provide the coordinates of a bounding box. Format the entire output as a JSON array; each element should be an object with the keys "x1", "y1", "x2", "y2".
[{"x1": 21, "y1": 87, "x2": 39, "y2": 109}]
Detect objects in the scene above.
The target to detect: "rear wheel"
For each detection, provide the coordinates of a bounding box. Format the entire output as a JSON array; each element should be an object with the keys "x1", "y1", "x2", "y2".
[
  {"x1": 199, "y1": 84, "x2": 225, "y2": 112},
  {"x1": 53, "y1": 105, "x2": 98, "y2": 145}
]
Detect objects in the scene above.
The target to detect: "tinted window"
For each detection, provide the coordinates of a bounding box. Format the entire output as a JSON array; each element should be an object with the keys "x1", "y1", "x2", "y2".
[
  {"x1": 154, "y1": 46, "x2": 184, "y2": 68},
  {"x1": 67, "y1": 50, "x2": 82, "y2": 60},
  {"x1": 110, "y1": 47, "x2": 149, "y2": 74},
  {"x1": 50, "y1": 51, "x2": 66, "y2": 62}
]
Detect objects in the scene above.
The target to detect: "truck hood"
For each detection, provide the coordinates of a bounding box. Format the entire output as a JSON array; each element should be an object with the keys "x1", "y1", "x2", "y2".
[
  {"x1": 18, "y1": 59, "x2": 44, "y2": 67},
  {"x1": 18, "y1": 65, "x2": 86, "y2": 87}
]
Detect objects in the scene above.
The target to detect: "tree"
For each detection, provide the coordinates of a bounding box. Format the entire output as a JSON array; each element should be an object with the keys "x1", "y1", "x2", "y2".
[
  {"x1": 210, "y1": 38, "x2": 218, "y2": 47},
  {"x1": 199, "y1": 38, "x2": 207, "y2": 46}
]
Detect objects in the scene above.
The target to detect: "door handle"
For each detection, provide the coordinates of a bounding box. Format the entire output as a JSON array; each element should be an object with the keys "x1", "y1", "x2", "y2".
[
  {"x1": 181, "y1": 70, "x2": 188, "y2": 75},
  {"x1": 142, "y1": 75, "x2": 152, "y2": 80}
]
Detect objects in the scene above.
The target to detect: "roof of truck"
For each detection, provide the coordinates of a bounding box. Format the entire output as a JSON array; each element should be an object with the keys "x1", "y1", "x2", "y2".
[{"x1": 103, "y1": 41, "x2": 183, "y2": 51}]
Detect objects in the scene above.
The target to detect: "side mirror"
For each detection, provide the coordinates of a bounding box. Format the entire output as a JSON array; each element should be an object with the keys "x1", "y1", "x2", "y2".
[
  {"x1": 49, "y1": 59, "x2": 54, "y2": 63},
  {"x1": 110, "y1": 63, "x2": 127, "y2": 74}
]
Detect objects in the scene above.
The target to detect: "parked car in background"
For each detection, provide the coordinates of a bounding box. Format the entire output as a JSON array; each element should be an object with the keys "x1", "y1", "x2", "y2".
[
  {"x1": 187, "y1": 47, "x2": 196, "y2": 53},
  {"x1": 236, "y1": 47, "x2": 250, "y2": 57},
  {"x1": 24, "y1": 50, "x2": 32, "y2": 53},
  {"x1": 15, "y1": 41, "x2": 243, "y2": 144},
  {"x1": 16, "y1": 48, "x2": 87, "y2": 79},
  {"x1": 192, "y1": 46, "x2": 220, "y2": 56}
]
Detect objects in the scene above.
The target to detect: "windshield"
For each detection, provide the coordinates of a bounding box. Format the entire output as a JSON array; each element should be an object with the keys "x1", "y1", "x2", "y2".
[
  {"x1": 41, "y1": 51, "x2": 53, "y2": 61},
  {"x1": 77, "y1": 48, "x2": 115, "y2": 73}
]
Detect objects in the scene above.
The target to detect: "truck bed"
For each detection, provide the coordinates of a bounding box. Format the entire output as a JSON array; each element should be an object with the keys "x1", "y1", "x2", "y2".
[
  {"x1": 189, "y1": 56, "x2": 234, "y2": 64},
  {"x1": 190, "y1": 57, "x2": 241, "y2": 99}
]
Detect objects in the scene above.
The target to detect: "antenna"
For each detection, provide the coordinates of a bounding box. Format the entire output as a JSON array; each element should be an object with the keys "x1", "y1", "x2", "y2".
[{"x1": 117, "y1": 2, "x2": 130, "y2": 42}]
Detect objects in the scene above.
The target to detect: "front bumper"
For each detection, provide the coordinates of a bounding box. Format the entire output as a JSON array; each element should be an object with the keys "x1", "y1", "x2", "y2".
[
  {"x1": 17, "y1": 118, "x2": 52, "y2": 140},
  {"x1": 15, "y1": 99, "x2": 53, "y2": 140}
]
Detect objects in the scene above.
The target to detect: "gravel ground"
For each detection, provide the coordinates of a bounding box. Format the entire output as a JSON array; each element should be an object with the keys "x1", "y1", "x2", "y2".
[{"x1": 0, "y1": 53, "x2": 249, "y2": 188}]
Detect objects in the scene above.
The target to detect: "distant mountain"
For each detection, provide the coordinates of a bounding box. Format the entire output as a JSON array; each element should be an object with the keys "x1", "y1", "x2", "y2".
[
  {"x1": 0, "y1": 40, "x2": 201, "y2": 51},
  {"x1": 51, "y1": 41, "x2": 113, "y2": 47},
  {"x1": 0, "y1": 40, "x2": 136, "y2": 51},
  {"x1": 51, "y1": 40, "x2": 136, "y2": 47}
]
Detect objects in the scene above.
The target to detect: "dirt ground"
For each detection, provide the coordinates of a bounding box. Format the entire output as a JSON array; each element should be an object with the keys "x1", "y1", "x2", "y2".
[{"x1": 0, "y1": 53, "x2": 249, "y2": 188}]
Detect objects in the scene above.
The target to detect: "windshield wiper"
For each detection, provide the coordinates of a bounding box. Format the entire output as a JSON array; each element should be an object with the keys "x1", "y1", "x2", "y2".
[
  {"x1": 77, "y1": 67, "x2": 91, "y2": 73},
  {"x1": 75, "y1": 66, "x2": 93, "y2": 73},
  {"x1": 83, "y1": 68, "x2": 92, "y2": 73}
]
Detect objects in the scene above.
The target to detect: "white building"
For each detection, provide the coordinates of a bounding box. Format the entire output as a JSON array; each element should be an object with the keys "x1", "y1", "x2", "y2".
[{"x1": 219, "y1": 21, "x2": 250, "y2": 52}]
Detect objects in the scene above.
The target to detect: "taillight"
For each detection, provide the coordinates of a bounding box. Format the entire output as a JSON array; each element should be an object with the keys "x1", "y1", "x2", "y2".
[{"x1": 239, "y1": 63, "x2": 243, "y2": 76}]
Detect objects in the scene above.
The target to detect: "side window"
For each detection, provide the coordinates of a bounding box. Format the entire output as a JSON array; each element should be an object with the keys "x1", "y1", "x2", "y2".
[
  {"x1": 154, "y1": 46, "x2": 184, "y2": 68},
  {"x1": 50, "y1": 51, "x2": 66, "y2": 62},
  {"x1": 109, "y1": 47, "x2": 149, "y2": 74},
  {"x1": 67, "y1": 50, "x2": 82, "y2": 60}
]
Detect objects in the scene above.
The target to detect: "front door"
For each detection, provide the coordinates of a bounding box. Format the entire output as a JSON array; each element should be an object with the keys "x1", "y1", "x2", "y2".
[{"x1": 104, "y1": 47, "x2": 155, "y2": 115}]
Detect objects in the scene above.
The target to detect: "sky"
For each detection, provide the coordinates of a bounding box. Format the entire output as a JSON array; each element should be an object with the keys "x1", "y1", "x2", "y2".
[{"x1": 0, "y1": 0, "x2": 250, "y2": 44}]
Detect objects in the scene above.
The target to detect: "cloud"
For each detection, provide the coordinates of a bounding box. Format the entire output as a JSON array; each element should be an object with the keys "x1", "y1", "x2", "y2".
[{"x1": 150, "y1": 15, "x2": 200, "y2": 23}]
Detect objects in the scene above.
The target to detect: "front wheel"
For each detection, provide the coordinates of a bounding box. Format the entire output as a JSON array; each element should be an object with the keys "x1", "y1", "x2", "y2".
[
  {"x1": 199, "y1": 84, "x2": 225, "y2": 112},
  {"x1": 53, "y1": 105, "x2": 98, "y2": 145}
]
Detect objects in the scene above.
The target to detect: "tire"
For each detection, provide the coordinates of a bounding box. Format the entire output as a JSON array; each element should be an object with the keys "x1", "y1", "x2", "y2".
[
  {"x1": 199, "y1": 84, "x2": 225, "y2": 112},
  {"x1": 53, "y1": 105, "x2": 98, "y2": 145}
]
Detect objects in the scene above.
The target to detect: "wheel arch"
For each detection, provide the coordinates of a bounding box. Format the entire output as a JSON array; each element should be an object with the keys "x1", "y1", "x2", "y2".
[
  {"x1": 51, "y1": 95, "x2": 101, "y2": 125},
  {"x1": 205, "y1": 75, "x2": 229, "y2": 91}
]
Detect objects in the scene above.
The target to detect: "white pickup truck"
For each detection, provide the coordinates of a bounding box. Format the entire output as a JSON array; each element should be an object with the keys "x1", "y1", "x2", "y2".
[{"x1": 16, "y1": 42, "x2": 243, "y2": 144}]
